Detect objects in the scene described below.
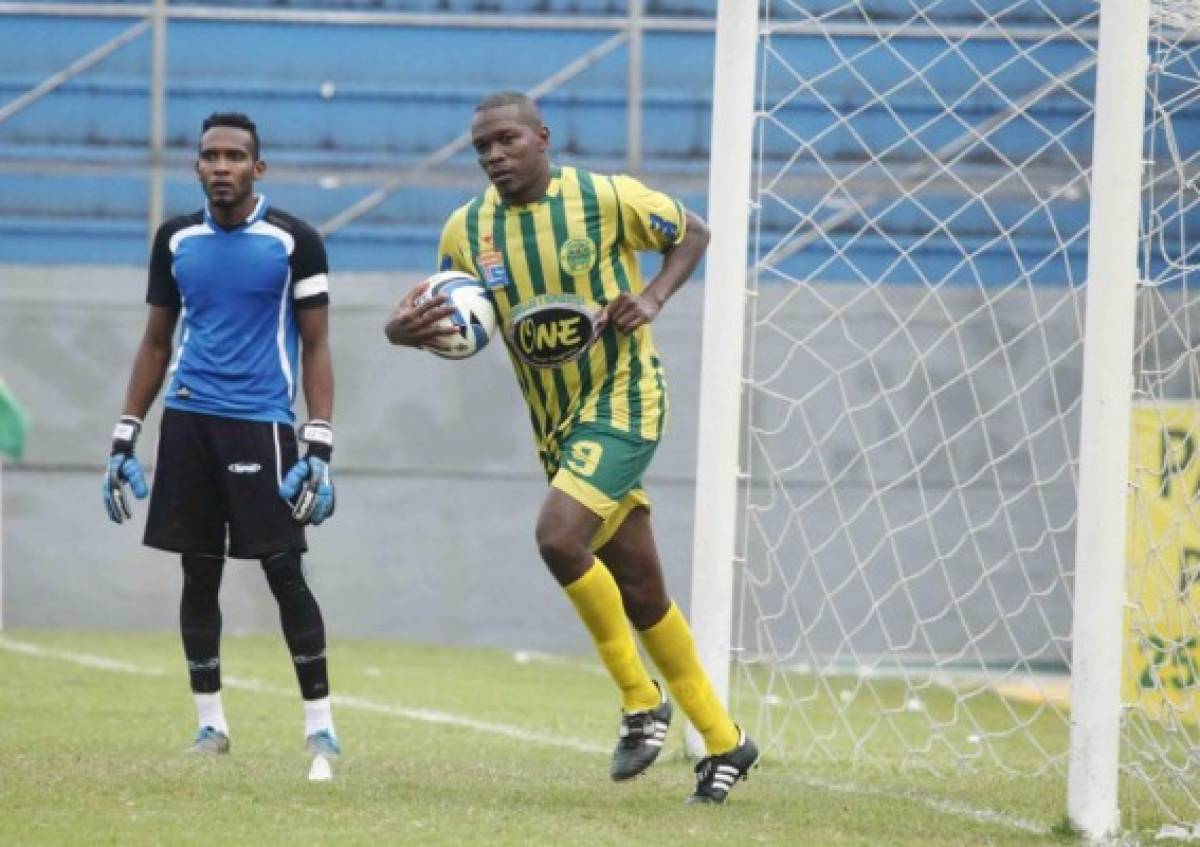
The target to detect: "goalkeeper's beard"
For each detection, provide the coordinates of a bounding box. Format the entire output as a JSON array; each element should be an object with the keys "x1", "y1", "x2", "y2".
[{"x1": 207, "y1": 192, "x2": 247, "y2": 209}]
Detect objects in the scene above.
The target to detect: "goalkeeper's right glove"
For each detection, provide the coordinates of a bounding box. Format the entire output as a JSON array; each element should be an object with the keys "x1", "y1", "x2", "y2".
[{"x1": 103, "y1": 415, "x2": 149, "y2": 524}]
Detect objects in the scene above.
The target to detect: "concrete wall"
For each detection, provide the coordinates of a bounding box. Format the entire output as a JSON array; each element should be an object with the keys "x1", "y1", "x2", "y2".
[
  {"x1": 0, "y1": 263, "x2": 707, "y2": 656},
  {"x1": 1, "y1": 262, "x2": 1094, "y2": 666}
]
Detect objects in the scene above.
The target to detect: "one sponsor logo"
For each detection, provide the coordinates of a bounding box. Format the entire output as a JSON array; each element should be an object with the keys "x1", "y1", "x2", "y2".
[
  {"x1": 228, "y1": 462, "x2": 262, "y2": 474},
  {"x1": 476, "y1": 250, "x2": 510, "y2": 289},
  {"x1": 508, "y1": 294, "x2": 599, "y2": 368},
  {"x1": 175, "y1": 385, "x2": 191, "y2": 399},
  {"x1": 558, "y1": 237, "x2": 597, "y2": 275},
  {"x1": 649, "y1": 213, "x2": 679, "y2": 241}
]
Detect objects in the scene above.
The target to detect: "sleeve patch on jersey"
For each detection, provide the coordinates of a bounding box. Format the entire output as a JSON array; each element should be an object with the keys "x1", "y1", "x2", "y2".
[
  {"x1": 649, "y1": 214, "x2": 679, "y2": 241},
  {"x1": 294, "y1": 273, "x2": 329, "y2": 300}
]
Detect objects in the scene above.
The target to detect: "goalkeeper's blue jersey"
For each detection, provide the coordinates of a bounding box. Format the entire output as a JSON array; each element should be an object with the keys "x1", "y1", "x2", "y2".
[{"x1": 145, "y1": 195, "x2": 330, "y2": 424}]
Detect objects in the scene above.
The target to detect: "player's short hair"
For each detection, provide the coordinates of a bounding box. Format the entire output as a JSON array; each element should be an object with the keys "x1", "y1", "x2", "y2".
[
  {"x1": 474, "y1": 92, "x2": 543, "y2": 130},
  {"x1": 200, "y1": 112, "x2": 261, "y2": 159}
]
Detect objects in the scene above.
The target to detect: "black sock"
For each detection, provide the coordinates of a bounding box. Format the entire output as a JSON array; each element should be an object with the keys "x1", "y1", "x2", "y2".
[
  {"x1": 262, "y1": 552, "x2": 329, "y2": 700},
  {"x1": 180, "y1": 554, "x2": 224, "y2": 694}
]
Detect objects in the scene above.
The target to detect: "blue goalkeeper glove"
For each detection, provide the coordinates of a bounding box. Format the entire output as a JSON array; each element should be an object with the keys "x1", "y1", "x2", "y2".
[
  {"x1": 103, "y1": 415, "x2": 149, "y2": 524},
  {"x1": 279, "y1": 419, "x2": 336, "y2": 526}
]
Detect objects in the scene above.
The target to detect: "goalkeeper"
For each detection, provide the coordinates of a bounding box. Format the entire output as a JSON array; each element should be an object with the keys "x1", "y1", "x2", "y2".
[
  {"x1": 385, "y1": 92, "x2": 758, "y2": 804},
  {"x1": 102, "y1": 112, "x2": 341, "y2": 769}
]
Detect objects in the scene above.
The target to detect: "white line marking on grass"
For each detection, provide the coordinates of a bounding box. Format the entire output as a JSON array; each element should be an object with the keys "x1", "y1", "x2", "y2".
[
  {"x1": 794, "y1": 775, "x2": 1051, "y2": 836},
  {"x1": 0, "y1": 636, "x2": 607, "y2": 756},
  {"x1": 224, "y1": 673, "x2": 607, "y2": 754},
  {"x1": 0, "y1": 636, "x2": 168, "y2": 676},
  {"x1": 0, "y1": 636, "x2": 1051, "y2": 835},
  {"x1": 513, "y1": 649, "x2": 606, "y2": 675}
]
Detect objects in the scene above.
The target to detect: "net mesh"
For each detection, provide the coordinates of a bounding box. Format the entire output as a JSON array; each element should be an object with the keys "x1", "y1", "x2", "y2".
[
  {"x1": 1122, "y1": 3, "x2": 1200, "y2": 832},
  {"x1": 736, "y1": 0, "x2": 1200, "y2": 832}
]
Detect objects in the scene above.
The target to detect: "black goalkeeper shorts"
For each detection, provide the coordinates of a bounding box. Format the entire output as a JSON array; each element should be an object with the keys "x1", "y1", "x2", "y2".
[{"x1": 143, "y1": 408, "x2": 307, "y2": 559}]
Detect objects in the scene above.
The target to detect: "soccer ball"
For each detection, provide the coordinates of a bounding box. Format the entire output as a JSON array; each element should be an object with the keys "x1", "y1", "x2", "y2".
[{"x1": 417, "y1": 271, "x2": 497, "y2": 360}]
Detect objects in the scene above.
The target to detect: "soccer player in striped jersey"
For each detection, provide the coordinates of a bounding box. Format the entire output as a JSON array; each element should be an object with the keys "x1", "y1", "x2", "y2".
[
  {"x1": 385, "y1": 92, "x2": 759, "y2": 804},
  {"x1": 102, "y1": 113, "x2": 341, "y2": 774}
]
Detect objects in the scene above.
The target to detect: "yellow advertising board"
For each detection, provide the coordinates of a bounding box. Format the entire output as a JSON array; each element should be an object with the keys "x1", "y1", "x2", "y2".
[{"x1": 1124, "y1": 404, "x2": 1200, "y2": 721}]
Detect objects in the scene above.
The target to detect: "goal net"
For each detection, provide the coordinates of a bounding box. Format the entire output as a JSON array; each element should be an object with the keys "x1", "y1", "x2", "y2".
[{"x1": 729, "y1": 0, "x2": 1200, "y2": 834}]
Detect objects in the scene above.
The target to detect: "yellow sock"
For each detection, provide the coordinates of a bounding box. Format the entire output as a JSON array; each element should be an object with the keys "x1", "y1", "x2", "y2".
[
  {"x1": 564, "y1": 559, "x2": 660, "y2": 712},
  {"x1": 639, "y1": 602, "x2": 740, "y2": 754}
]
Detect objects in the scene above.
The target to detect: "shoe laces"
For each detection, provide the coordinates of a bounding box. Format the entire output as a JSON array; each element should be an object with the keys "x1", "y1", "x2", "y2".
[{"x1": 618, "y1": 711, "x2": 655, "y2": 748}]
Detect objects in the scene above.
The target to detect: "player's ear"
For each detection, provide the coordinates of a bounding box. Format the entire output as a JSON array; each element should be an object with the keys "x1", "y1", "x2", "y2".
[
  {"x1": 537, "y1": 124, "x2": 550, "y2": 152},
  {"x1": 253, "y1": 158, "x2": 267, "y2": 180}
]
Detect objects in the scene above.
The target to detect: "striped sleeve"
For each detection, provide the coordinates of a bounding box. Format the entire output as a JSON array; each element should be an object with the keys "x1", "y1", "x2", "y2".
[
  {"x1": 437, "y1": 204, "x2": 475, "y2": 274},
  {"x1": 609, "y1": 174, "x2": 688, "y2": 253}
]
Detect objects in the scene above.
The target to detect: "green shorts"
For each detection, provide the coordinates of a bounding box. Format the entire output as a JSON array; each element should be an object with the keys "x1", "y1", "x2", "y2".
[{"x1": 548, "y1": 424, "x2": 659, "y2": 550}]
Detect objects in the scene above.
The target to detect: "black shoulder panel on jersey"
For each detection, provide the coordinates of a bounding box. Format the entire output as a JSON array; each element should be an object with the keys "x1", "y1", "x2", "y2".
[
  {"x1": 146, "y1": 211, "x2": 204, "y2": 308},
  {"x1": 265, "y1": 207, "x2": 330, "y2": 300}
]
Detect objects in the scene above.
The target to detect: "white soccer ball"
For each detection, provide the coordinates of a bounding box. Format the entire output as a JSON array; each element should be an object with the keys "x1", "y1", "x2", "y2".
[{"x1": 417, "y1": 271, "x2": 497, "y2": 360}]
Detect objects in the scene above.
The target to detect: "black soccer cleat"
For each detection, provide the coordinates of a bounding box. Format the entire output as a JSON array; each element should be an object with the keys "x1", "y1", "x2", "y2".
[
  {"x1": 610, "y1": 682, "x2": 673, "y2": 781},
  {"x1": 686, "y1": 728, "x2": 759, "y2": 805}
]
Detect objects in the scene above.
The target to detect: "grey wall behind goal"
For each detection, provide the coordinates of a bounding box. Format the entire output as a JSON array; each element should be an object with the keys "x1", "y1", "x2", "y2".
[{"x1": 1, "y1": 264, "x2": 1087, "y2": 664}]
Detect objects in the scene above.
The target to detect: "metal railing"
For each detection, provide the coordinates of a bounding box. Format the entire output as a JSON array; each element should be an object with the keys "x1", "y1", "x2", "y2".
[
  {"x1": 0, "y1": 2, "x2": 1109, "y2": 244},
  {"x1": 0, "y1": 1, "x2": 721, "y2": 241}
]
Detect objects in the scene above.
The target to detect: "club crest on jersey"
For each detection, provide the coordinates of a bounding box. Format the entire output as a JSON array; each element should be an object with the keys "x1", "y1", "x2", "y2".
[
  {"x1": 508, "y1": 294, "x2": 599, "y2": 368},
  {"x1": 558, "y1": 237, "x2": 597, "y2": 276},
  {"x1": 476, "y1": 250, "x2": 510, "y2": 289}
]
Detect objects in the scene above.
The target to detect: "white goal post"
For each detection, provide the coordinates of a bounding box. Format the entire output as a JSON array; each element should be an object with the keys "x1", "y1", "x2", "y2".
[
  {"x1": 692, "y1": 0, "x2": 1198, "y2": 838},
  {"x1": 1066, "y1": 0, "x2": 1150, "y2": 837}
]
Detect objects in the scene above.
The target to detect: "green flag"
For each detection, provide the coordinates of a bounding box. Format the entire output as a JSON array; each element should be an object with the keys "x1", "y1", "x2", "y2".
[{"x1": 0, "y1": 377, "x2": 29, "y2": 461}]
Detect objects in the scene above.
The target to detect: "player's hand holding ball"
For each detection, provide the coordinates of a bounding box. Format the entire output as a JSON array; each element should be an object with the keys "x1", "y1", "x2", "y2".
[
  {"x1": 279, "y1": 419, "x2": 336, "y2": 526},
  {"x1": 103, "y1": 415, "x2": 149, "y2": 524},
  {"x1": 385, "y1": 272, "x2": 496, "y2": 359},
  {"x1": 383, "y1": 277, "x2": 460, "y2": 349}
]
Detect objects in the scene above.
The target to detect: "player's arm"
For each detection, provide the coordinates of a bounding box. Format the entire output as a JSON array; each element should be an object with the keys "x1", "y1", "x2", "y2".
[
  {"x1": 298, "y1": 305, "x2": 333, "y2": 423},
  {"x1": 104, "y1": 223, "x2": 181, "y2": 524},
  {"x1": 279, "y1": 227, "x2": 337, "y2": 526},
  {"x1": 122, "y1": 305, "x2": 179, "y2": 419},
  {"x1": 598, "y1": 178, "x2": 710, "y2": 334},
  {"x1": 103, "y1": 304, "x2": 179, "y2": 524},
  {"x1": 600, "y1": 210, "x2": 710, "y2": 334},
  {"x1": 279, "y1": 306, "x2": 337, "y2": 526}
]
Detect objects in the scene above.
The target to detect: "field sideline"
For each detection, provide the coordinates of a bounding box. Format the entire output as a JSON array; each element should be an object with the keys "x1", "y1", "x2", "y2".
[{"x1": 0, "y1": 631, "x2": 1078, "y2": 846}]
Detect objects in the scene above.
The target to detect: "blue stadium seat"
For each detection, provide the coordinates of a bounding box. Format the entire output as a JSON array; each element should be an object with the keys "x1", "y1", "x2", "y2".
[{"x1": 0, "y1": 1, "x2": 1188, "y2": 279}]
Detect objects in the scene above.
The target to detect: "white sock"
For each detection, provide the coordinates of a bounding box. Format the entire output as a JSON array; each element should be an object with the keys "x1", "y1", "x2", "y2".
[
  {"x1": 303, "y1": 696, "x2": 335, "y2": 738},
  {"x1": 194, "y1": 692, "x2": 228, "y2": 735}
]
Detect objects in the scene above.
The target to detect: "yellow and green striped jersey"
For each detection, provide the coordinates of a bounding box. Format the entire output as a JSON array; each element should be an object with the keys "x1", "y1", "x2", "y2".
[{"x1": 437, "y1": 165, "x2": 687, "y2": 469}]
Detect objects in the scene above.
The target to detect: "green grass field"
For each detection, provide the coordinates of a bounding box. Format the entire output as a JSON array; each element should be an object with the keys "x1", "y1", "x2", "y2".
[{"x1": 0, "y1": 631, "x2": 1100, "y2": 845}]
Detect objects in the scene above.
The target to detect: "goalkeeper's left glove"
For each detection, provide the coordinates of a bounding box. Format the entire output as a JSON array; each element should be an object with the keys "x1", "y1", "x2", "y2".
[
  {"x1": 279, "y1": 419, "x2": 336, "y2": 526},
  {"x1": 103, "y1": 415, "x2": 149, "y2": 524}
]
